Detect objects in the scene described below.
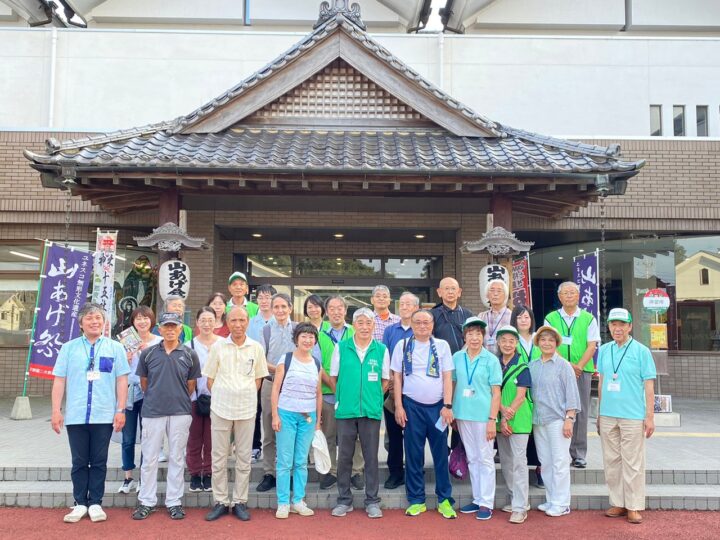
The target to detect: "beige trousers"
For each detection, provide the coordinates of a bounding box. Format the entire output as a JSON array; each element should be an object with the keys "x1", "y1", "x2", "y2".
[
  {"x1": 599, "y1": 416, "x2": 647, "y2": 511},
  {"x1": 210, "y1": 411, "x2": 254, "y2": 506},
  {"x1": 321, "y1": 399, "x2": 364, "y2": 476}
]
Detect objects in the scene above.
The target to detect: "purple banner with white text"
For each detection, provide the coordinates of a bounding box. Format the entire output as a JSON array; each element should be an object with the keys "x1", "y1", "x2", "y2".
[
  {"x1": 573, "y1": 250, "x2": 600, "y2": 368},
  {"x1": 29, "y1": 244, "x2": 92, "y2": 379}
]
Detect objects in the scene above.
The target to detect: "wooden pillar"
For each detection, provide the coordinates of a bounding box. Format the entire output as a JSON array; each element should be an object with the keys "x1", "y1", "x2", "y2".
[
  {"x1": 490, "y1": 193, "x2": 512, "y2": 231},
  {"x1": 159, "y1": 187, "x2": 180, "y2": 225}
]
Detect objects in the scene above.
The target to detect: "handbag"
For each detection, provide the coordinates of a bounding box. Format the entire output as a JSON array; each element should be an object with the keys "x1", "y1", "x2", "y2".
[
  {"x1": 449, "y1": 440, "x2": 469, "y2": 480},
  {"x1": 196, "y1": 394, "x2": 211, "y2": 416}
]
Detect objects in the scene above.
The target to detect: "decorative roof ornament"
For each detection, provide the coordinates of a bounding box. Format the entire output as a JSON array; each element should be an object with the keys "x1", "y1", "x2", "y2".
[
  {"x1": 134, "y1": 222, "x2": 210, "y2": 252},
  {"x1": 460, "y1": 226, "x2": 534, "y2": 257},
  {"x1": 314, "y1": 0, "x2": 365, "y2": 30}
]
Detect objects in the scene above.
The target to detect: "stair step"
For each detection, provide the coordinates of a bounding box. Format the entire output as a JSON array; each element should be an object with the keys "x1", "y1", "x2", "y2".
[
  {"x1": 0, "y1": 481, "x2": 717, "y2": 511},
  {"x1": 1, "y1": 465, "x2": 718, "y2": 486}
]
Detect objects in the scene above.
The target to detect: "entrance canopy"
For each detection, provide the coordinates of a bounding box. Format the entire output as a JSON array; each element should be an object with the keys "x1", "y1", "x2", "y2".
[{"x1": 25, "y1": 1, "x2": 644, "y2": 219}]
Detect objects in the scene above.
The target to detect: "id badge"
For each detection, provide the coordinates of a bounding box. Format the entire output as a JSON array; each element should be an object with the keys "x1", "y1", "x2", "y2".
[
  {"x1": 607, "y1": 381, "x2": 621, "y2": 392},
  {"x1": 87, "y1": 371, "x2": 101, "y2": 381},
  {"x1": 562, "y1": 336, "x2": 573, "y2": 346},
  {"x1": 462, "y1": 388, "x2": 474, "y2": 398},
  {"x1": 368, "y1": 372, "x2": 379, "y2": 382},
  {"x1": 485, "y1": 337, "x2": 496, "y2": 346}
]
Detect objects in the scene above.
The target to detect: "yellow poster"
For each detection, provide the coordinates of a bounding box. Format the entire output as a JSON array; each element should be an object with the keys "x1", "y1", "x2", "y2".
[{"x1": 650, "y1": 323, "x2": 668, "y2": 349}]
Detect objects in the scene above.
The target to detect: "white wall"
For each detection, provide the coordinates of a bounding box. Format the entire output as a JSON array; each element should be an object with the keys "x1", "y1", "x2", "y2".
[{"x1": 2, "y1": 27, "x2": 720, "y2": 138}]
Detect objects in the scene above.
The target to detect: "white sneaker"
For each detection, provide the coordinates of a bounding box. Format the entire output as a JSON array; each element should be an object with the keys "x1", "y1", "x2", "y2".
[
  {"x1": 276, "y1": 504, "x2": 290, "y2": 519},
  {"x1": 88, "y1": 504, "x2": 107, "y2": 522},
  {"x1": 63, "y1": 505, "x2": 88, "y2": 523},
  {"x1": 545, "y1": 505, "x2": 571, "y2": 517},
  {"x1": 290, "y1": 501, "x2": 315, "y2": 517},
  {"x1": 118, "y1": 478, "x2": 137, "y2": 494},
  {"x1": 537, "y1": 502, "x2": 552, "y2": 512},
  {"x1": 503, "y1": 503, "x2": 531, "y2": 513}
]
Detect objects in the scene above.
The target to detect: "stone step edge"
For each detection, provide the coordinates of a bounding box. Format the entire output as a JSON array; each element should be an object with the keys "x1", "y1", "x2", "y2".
[
  {"x1": 1, "y1": 467, "x2": 718, "y2": 486},
  {"x1": 1, "y1": 483, "x2": 717, "y2": 512}
]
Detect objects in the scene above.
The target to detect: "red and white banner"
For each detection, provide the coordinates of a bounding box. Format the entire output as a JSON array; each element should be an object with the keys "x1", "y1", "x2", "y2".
[
  {"x1": 91, "y1": 230, "x2": 118, "y2": 334},
  {"x1": 512, "y1": 255, "x2": 532, "y2": 308}
]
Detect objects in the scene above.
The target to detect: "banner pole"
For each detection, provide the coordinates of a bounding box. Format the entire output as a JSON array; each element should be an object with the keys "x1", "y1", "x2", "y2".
[{"x1": 21, "y1": 240, "x2": 51, "y2": 397}]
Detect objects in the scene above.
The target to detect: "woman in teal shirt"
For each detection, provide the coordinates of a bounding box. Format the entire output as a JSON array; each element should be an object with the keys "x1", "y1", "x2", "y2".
[{"x1": 452, "y1": 317, "x2": 502, "y2": 521}]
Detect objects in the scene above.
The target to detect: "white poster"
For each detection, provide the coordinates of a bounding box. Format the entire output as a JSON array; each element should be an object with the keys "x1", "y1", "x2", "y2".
[{"x1": 91, "y1": 230, "x2": 118, "y2": 335}]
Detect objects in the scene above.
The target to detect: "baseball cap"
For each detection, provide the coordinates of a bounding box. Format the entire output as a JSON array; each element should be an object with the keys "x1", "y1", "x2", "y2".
[
  {"x1": 158, "y1": 312, "x2": 183, "y2": 326},
  {"x1": 496, "y1": 325, "x2": 519, "y2": 340},
  {"x1": 462, "y1": 316, "x2": 487, "y2": 331},
  {"x1": 607, "y1": 308, "x2": 632, "y2": 323},
  {"x1": 228, "y1": 271, "x2": 248, "y2": 285}
]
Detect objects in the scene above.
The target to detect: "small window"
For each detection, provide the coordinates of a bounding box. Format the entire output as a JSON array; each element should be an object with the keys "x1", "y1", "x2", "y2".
[
  {"x1": 700, "y1": 268, "x2": 710, "y2": 285},
  {"x1": 650, "y1": 105, "x2": 662, "y2": 136},
  {"x1": 696, "y1": 106, "x2": 708, "y2": 137},
  {"x1": 673, "y1": 106, "x2": 685, "y2": 136}
]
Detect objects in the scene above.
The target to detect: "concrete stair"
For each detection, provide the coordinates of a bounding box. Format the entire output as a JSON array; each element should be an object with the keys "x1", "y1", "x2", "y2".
[{"x1": 1, "y1": 465, "x2": 718, "y2": 510}]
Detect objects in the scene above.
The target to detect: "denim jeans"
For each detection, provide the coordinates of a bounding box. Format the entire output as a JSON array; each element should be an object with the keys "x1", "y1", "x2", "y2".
[
  {"x1": 275, "y1": 408, "x2": 316, "y2": 505},
  {"x1": 121, "y1": 399, "x2": 142, "y2": 471}
]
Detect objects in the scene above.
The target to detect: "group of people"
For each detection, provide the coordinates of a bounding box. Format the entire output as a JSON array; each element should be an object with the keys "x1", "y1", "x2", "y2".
[{"x1": 51, "y1": 270, "x2": 657, "y2": 526}]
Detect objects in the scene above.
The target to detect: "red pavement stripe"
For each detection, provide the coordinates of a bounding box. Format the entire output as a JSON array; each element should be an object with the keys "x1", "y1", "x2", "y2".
[{"x1": 1, "y1": 508, "x2": 719, "y2": 540}]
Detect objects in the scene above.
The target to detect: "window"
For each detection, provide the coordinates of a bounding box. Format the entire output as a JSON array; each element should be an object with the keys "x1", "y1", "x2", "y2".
[
  {"x1": 700, "y1": 268, "x2": 710, "y2": 285},
  {"x1": 650, "y1": 105, "x2": 662, "y2": 136},
  {"x1": 673, "y1": 105, "x2": 685, "y2": 136},
  {"x1": 696, "y1": 106, "x2": 708, "y2": 137}
]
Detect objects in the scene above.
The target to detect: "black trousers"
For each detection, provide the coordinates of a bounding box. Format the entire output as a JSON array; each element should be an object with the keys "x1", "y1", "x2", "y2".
[
  {"x1": 383, "y1": 404, "x2": 404, "y2": 477},
  {"x1": 67, "y1": 423, "x2": 113, "y2": 506},
  {"x1": 252, "y1": 388, "x2": 262, "y2": 450}
]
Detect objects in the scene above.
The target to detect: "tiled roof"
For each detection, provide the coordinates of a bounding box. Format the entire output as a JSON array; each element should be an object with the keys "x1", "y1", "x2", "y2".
[{"x1": 26, "y1": 128, "x2": 642, "y2": 175}]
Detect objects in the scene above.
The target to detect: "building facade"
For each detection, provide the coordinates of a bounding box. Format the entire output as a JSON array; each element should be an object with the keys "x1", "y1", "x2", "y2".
[{"x1": 1, "y1": 1, "x2": 719, "y2": 399}]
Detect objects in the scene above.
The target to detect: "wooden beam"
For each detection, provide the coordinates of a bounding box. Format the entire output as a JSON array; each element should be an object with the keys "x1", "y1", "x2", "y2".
[
  {"x1": 490, "y1": 193, "x2": 512, "y2": 230},
  {"x1": 159, "y1": 187, "x2": 179, "y2": 225}
]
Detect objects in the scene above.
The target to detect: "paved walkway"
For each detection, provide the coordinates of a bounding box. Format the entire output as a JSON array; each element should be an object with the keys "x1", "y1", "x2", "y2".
[{"x1": 1, "y1": 397, "x2": 719, "y2": 469}]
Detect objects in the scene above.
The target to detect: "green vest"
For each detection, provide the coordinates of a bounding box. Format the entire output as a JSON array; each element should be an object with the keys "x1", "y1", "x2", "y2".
[
  {"x1": 335, "y1": 339, "x2": 386, "y2": 421},
  {"x1": 498, "y1": 359, "x2": 533, "y2": 434},
  {"x1": 317, "y1": 322, "x2": 355, "y2": 394},
  {"x1": 517, "y1": 342, "x2": 541, "y2": 364},
  {"x1": 226, "y1": 300, "x2": 259, "y2": 319},
  {"x1": 546, "y1": 309, "x2": 595, "y2": 372}
]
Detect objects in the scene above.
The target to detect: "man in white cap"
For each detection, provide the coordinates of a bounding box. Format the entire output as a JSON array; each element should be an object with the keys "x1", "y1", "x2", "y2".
[
  {"x1": 227, "y1": 271, "x2": 258, "y2": 319},
  {"x1": 597, "y1": 308, "x2": 656, "y2": 525}
]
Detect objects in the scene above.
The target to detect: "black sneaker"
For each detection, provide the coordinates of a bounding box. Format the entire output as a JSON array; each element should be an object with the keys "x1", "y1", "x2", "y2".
[
  {"x1": 351, "y1": 473, "x2": 364, "y2": 491},
  {"x1": 232, "y1": 502, "x2": 251, "y2": 521},
  {"x1": 572, "y1": 458, "x2": 587, "y2": 469},
  {"x1": 168, "y1": 505, "x2": 186, "y2": 520},
  {"x1": 256, "y1": 474, "x2": 276, "y2": 492},
  {"x1": 319, "y1": 473, "x2": 337, "y2": 490},
  {"x1": 384, "y1": 473, "x2": 405, "y2": 490},
  {"x1": 189, "y1": 475, "x2": 203, "y2": 492},
  {"x1": 202, "y1": 475, "x2": 212, "y2": 492},
  {"x1": 132, "y1": 505, "x2": 154, "y2": 520},
  {"x1": 205, "y1": 503, "x2": 229, "y2": 521}
]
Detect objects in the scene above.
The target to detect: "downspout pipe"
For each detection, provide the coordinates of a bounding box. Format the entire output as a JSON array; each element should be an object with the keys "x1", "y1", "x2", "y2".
[
  {"x1": 438, "y1": 31, "x2": 444, "y2": 90},
  {"x1": 622, "y1": 0, "x2": 633, "y2": 32},
  {"x1": 48, "y1": 27, "x2": 58, "y2": 128}
]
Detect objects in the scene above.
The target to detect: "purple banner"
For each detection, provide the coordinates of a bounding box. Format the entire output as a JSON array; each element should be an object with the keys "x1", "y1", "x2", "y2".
[
  {"x1": 29, "y1": 244, "x2": 92, "y2": 379},
  {"x1": 573, "y1": 251, "x2": 600, "y2": 368}
]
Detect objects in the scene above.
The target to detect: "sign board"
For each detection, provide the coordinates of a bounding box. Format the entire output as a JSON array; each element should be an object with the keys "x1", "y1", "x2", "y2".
[
  {"x1": 479, "y1": 264, "x2": 509, "y2": 309},
  {"x1": 643, "y1": 288, "x2": 670, "y2": 313},
  {"x1": 650, "y1": 323, "x2": 668, "y2": 349},
  {"x1": 511, "y1": 255, "x2": 532, "y2": 308},
  {"x1": 158, "y1": 259, "x2": 190, "y2": 300},
  {"x1": 91, "y1": 230, "x2": 118, "y2": 334}
]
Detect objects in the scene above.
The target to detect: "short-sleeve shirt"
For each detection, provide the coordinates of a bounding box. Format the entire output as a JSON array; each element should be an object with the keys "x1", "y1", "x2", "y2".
[
  {"x1": 597, "y1": 338, "x2": 657, "y2": 420},
  {"x1": 452, "y1": 348, "x2": 502, "y2": 421},
  {"x1": 188, "y1": 337, "x2": 219, "y2": 400},
  {"x1": 278, "y1": 355, "x2": 319, "y2": 413},
  {"x1": 137, "y1": 341, "x2": 201, "y2": 418},
  {"x1": 202, "y1": 335, "x2": 269, "y2": 421},
  {"x1": 477, "y1": 307, "x2": 512, "y2": 355},
  {"x1": 390, "y1": 337, "x2": 454, "y2": 405},
  {"x1": 53, "y1": 335, "x2": 130, "y2": 425}
]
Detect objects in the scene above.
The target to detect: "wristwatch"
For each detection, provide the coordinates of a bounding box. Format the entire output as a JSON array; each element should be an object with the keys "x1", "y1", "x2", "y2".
[
  {"x1": 443, "y1": 403, "x2": 453, "y2": 410},
  {"x1": 116, "y1": 408, "x2": 125, "y2": 414},
  {"x1": 488, "y1": 416, "x2": 497, "y2": 421},
  {"x1": 565, "y1": 415, "x2": 576, "y2": 423}
]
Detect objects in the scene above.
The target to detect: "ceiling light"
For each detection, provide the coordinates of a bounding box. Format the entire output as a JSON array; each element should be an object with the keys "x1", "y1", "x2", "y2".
[
  {"x1": 333, "y1": 233, "x2": 344, "y2": 239},
  {"x1": 414, "y1": 234, "x2": 426, "y2": 239},
  {"x1": 9, "y1": 250, "x2": 39, "y2": 261},
  {"x1": 336, "y1": 262, "x2": 342, "y2": 266},
  {"x1": 578, "y1": 249, "x2": 585, "y2": 253},
  {"x1": 554, "y1": 273, "x2": 560, "y2": 277},
  {"x1": 268, "y1": 257, "x2": 274, "y2": 261},
  {"x1": 252, "y1": 233, "x2": 262, "y2": 238},
  {"x1": 336, "y1": 258, "x2": 342, "y2": 261},
  {"x1": 558, "y1": 256, "x2": 564, "y2": 260}
]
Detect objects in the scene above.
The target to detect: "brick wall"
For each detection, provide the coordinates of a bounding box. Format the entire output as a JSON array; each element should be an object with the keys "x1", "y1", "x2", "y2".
[{"x1": 659, "y1": 354, "x2": 720, "y2": 400}]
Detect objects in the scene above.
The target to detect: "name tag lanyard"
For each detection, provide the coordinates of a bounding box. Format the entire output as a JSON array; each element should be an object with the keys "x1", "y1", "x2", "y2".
[
  {"x1": 610, "y1": 338, "x2": 633, "y2": 380},
  {"x1": 559, "y1": 311, "x2": 577, "y2": 358},
  {"x1": 82, "y1": 337, "x2": 104, "y2": 371},
  {"x1": 487, "y1": 308, "x2": 508, "y2": 341},
  {"x1": 465, "y1": 352, "x2": 480, "y2": 389}
]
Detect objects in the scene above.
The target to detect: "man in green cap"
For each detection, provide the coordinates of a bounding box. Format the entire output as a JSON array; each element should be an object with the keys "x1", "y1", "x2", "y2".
[
  {"x1": 227, "y1": 271, "x2": 258, "y2": 319},
  {"x1": 597, "y1": 308, "x2": 656, "y2": 525}
]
